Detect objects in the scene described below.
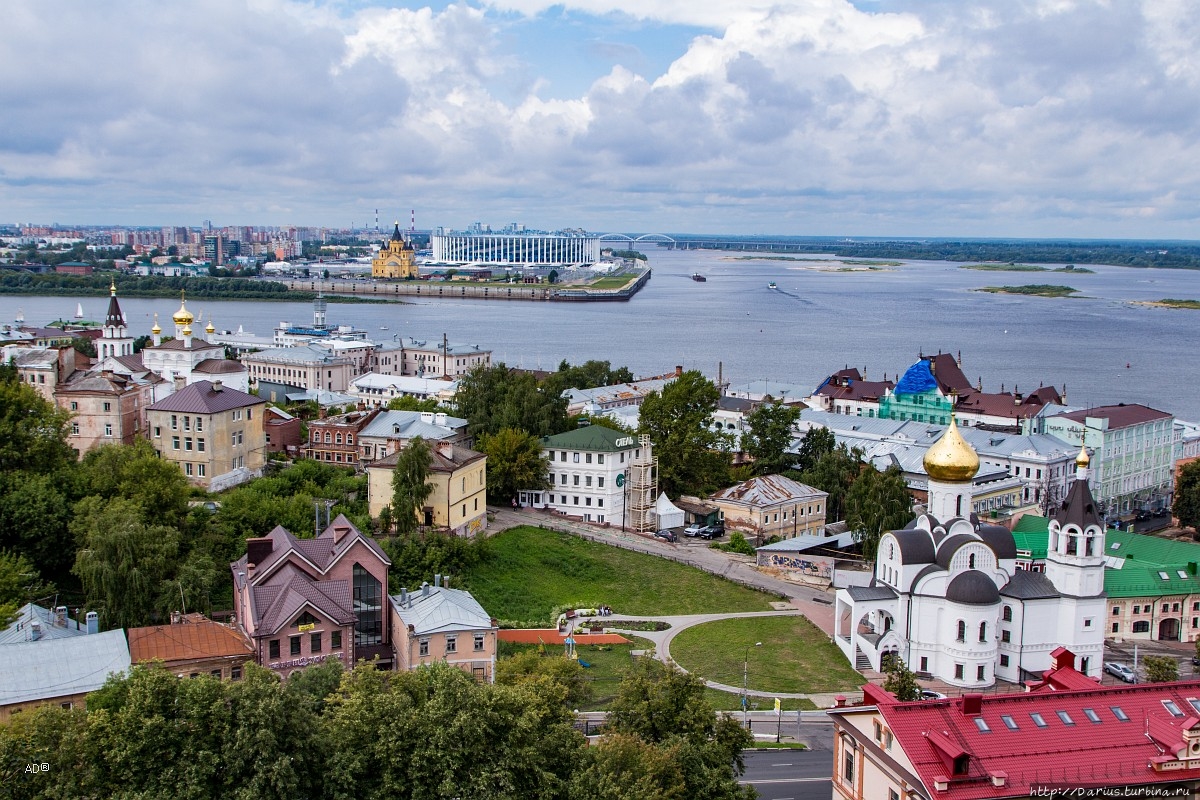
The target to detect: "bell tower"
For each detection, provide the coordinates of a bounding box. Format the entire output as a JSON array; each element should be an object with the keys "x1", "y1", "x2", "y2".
[{"x1": 99, "y1": 279, "x2": 134, "y2": 359}]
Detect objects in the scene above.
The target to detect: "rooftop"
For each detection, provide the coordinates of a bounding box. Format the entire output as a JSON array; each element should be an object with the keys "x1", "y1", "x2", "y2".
[
  {"x1": 710, "y1": 474, "x2": 827, "y2": 506},
  {"x1": 0, "y1": 630, "x2": 131, "y2": 707},
  {"x1": 1058, "y1": 403, "x2": 1173, "y2": 429},
  {"x1": 147, "y1": 380, "x2": 264, "y2": 414},
  {"x1": 390, "y1": 584, "x2": 494, "y2": 636},
  {"x1": 127, "y1": 614, "x2": 253, "y2": 664},
  {"x1": 541, "y1": 425, "x2": 642, "y2": 453}
]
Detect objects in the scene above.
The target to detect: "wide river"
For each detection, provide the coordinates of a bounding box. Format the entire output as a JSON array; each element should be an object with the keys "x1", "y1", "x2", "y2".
[{"x1": 5, "y1": 248, "x2": 1200, "y2": 420}]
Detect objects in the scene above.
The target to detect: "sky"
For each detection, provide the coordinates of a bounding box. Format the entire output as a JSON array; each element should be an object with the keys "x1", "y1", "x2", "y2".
[{"x1": 3, "y1": 0, "x2": 1199, "y2": 238}]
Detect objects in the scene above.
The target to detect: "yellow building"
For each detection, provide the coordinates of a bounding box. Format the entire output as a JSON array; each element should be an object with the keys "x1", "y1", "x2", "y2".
[
  {"x1": 367, "y1": 440, "x2": 488, "y2": 536},
  {"x1": 372, "y1": 223, "x2": 418, "y2": 279}
]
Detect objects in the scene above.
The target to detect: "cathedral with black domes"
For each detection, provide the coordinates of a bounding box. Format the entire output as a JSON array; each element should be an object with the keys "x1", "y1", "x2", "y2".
[
  {"x1": 835, "y1": 418, "x2": 1106, "y2": 688},
  {"x1": 372, "y1": 223, "x2": 417, "y2": 279}
]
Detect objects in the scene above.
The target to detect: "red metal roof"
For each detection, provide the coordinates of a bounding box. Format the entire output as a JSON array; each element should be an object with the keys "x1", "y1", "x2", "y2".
[
  {"x1": 1059, "y1": 403, "x2": 1172, "y2": 429},
  {"x1": 864, "y1": 668, "x2": 1200, "y2": 797}
]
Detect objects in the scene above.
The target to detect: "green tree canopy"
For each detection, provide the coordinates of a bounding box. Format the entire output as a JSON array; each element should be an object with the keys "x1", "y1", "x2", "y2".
[
  {"x1": 0, "y1": 550, "x2": 53, "y2": 627},
  {"x1": 542, "y1": 359, "x2": 635, "y2": 397},
  {"x1": 79, "y1": 439, "x2": 190, "y2": 528},
  {"x1": 0, "y1": 365, "x2": 76, "y2": 475},
  {"x1": 391, "y1": 437, "x2": 433, "y2": 535},
  {"x1": 454, "y1": 364, "x2": 569, "y2": 439},
  {"x1": 793, "y1": 426, "x2": 835, "y2": 474},
  {"x1": 495, "y1": 649, "x2": 593, "y2": 709},
  {"x1": 1174, "y1": 460, "x2": 1200, "y2": 533},
  {"x1": 796, "y1": 443, "x2": 862, "y2": 523},
  {"x1": 1143, "y1": 655, "x2": 1178, "y2": 683},
  {"x1": 479, "y1": 427, "x2": 550, "y2": 504},
  {"x1": 380, "y1": 530, "x2": 488, "y2": 594},
  {"x1": 387, "y1": 395, "x2": 443, "y2": 413},
  {"x1": 845, "y1": 464, "x2": 913, "y2": 561},
  {"x1": 638, "y1": 371, "x2": 731, "y2": 497},
  {"x1": 741, "y1": 402, "x2": 801, "y2": 474},
  {"x1": 881, "y1": 656, "x2": 922, "y2": 701}
]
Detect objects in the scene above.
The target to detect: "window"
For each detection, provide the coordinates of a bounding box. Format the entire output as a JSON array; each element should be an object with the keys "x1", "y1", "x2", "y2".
[
  {"x1": 573, "y1": 475, "x2": 580, "y2": 486},
  {"x1": 1001, "y1": 630, "x2": 1010, "y2": 643},
  {"x1": 185, "y1": 437, "x2": 193, "y2": 451},
  {"x1": 1112, "y1": 622, "x2": 1120, "y2": 633},
  {"x1": 1164, "y1": 701, "x2": 1184, "y2": 717},
  {"x1": 1111, "y1": 706, "x2": 1129, "y2": 721},
  {"x1": 973, "y1": 717, "x2": 990, "y2": 732},
  {"x1": 269, "y1": 640, "x2": 280, "y2": 659},
  {"x1": 1163, "y1": 603, "x2": 1170, "y2": 613},
  {"x1": 311, "y1": 633, "x2": 322, "y2": 653},
  {"x1": 919, "y1": 657, "x2": 928, "y2": 672},
  {"x1": 70, "y1": 401, "x2": 78, "y2": 411},
  {"x1": 1133, "y1": 620, "x2": 1150, "y2": 633},
  {"x1": 842, "y1": 743, "x2": 855, "y2": 783},
  {"x1": 197, "y1": 438, "x2": 205, "y2": 452},
  {"x1": 446, "y1": 636, "x2": 457, "y2": 654},
  {"x1": 419, "y1": 638, "x2": 430, "y2": 657},
  {"x1": 597, "y1": 454, "x2": 604, "y2": 464},
  {"x1": 171, "y1": 415, "x2": 178, "y2": 430},
  {"x1": 103, "y1": 423, "x2": 113, "y2": 437},
  {"x1": 290, "y1": 636, "x2": 301, "y2": 656},
  {"x1": 211, "y1": 669, "x2": 222, "y2": 678},
  {"x1": 231, "y1": 666, "x2": 242, "y2": 680},
  {"x1": 185, "y1": 463, "x2": 193, "y2": 476},
  {"x1": 331, "y1": 630, "x2": 342, "y2": 650},
  {"x1": 71, "y1": 423, "x2": 80, "y2": 436},
  {"x1": 1113, "y1": 606, "x2": 1120, "y2": 615},
  {"x1": 1083, "y1": 708, "x2": 1101, "y2": 724},
  {"x1": 1133, "y1": 605, "x2": 1140, "y2": 614},
  {"x1": 1056, "y1": 711, "x2": 1075, "y2": 726},
  {"x1": 172, "y1": 436, "x2": 180, "y2": 450},
  {"x1": 1000, "y1": 654, "x2": 1010, "y2": 667},
  {"x1": 954, "y1": 664, "x2": 964, "y2": 680},
  {"x1": 1031, "y1": 713, "x2": 1047, "y2": 727},
  {"x1": 979, "y1": 622, "x2": 987, "y2": 642},
  {"x1": 585, "y1": 476, "x2": 592, "y2": 487},
  {"x1": 585, "y1": 453, "x2": 592, "y2": 464},
  {"x1": 197, "y1": 464, "x2": 205, "y2": 477},
  {"x1": 353, "y1": 564, "x2": 383, "y2": 646},
  {"x1": 1002, "y1": 605, "x2": 1012, "y2": 622},
  {"x1": 977, "y1": 665, "x2": 985, "y2": 681},
  {"x1": 154, "y1": 426, "x2": 161, "y2": 437},
  {"x1": 573, "y1": 452, "x2": 580, "y2": 463},
  {"x1": 196, "y1": 418, "x2": 202, "y2": 431},
  {"x1": 183, "y1": 415, "x2": 190, "y2": 430},
  {"x1": 956, "y1": 620, "x2": 966, "y2": 642},
  {"x1": 474, "y1": 634, "x2": 485, "y2": 651}
]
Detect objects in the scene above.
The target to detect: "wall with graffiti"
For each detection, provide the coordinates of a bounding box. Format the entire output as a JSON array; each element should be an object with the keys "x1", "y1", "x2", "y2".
[{"x1": 758, "y1": 552, "x2": 834, "y2": 580}]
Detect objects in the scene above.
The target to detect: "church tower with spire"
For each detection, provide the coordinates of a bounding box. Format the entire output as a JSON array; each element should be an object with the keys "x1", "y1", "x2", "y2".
[
  {"x1": 371, "y1": 222, "x2": 418, "y2": 279},
  {"x1": 98, "y1": 279, "x2": 134, "y2": 359}
]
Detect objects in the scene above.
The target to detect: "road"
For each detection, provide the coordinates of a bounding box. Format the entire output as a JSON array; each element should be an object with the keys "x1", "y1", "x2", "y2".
[{"x1": 740, "y1": 749, "x2": 831, "y2": 800}]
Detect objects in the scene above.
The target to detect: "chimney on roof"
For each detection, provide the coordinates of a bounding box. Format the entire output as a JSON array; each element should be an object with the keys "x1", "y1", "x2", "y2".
[
  {"x1": 1052, "y1": 648, "x2": 1076, "y2": 671},
  {"x1": 212, "y1": 380, "x2": 223, "y2": 392},
  {"x1": 434, "y1": 412, "x2": 447, "y2": 426},
  {"x1": 961, "y1": 694, "x2": 983, "y2": 716},
  {"x1": 421, "y1": 581, "x2": 430, "y2": 597},
  {"x1": 434, "y1": 574, "x2": 441, "y2": 588},
  {"x1": 53, "y1": 606, "x2": 67, "y2": 627},
  {"x1": 246, "y1": 537, "x2": 273, "y2": 568},
  {"x1": 435, "y1": 440, "x2": 454, "y2": 460},
  {"x1": 333, "y1": 524, "x2": 351, "y2": 544},
  {"x1": 400, "y1": 587, "x2": 408, "y2": 606},
  {"x1": 675, "y1": 365, "x2": 682, "y2": 377},
  {"x1": 85, "y1": 611, "x2": 98, "y2": 635},
  {"x1": 420, "y1": 411, "x2": 434, "y2": 424},
  {"x1": 30, "y1": 620, "x2": 43, "y2": 640},
  {"x1": 170, "y1": 610, "x2": 182, "y2": 625}
]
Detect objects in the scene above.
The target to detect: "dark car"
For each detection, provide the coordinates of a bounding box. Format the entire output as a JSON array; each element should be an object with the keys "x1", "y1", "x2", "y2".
[
  {"x1": 698, "y1": 525, "x2": 725, "y2": 540},
  {"x1": 654, "y1": 529, "x2": 677, "y2": 543}
]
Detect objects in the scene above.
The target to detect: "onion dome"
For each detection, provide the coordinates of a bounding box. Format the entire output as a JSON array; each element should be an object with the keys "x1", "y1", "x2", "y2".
[
  {"x1": 206, "y1": 317, "x2": 215, "y2": 334},
  {"x1": 182, "y1": 324, "x2": 193, "y2": 337},
  {"x1": 923, "y1": 416, "x2": 979, "y2": 482},
  {"x1": 151, "y1": 313, "x2": 161, "y2": 335},
  {"x1": 1076, "y1": 442, "x2": 1090, "y2": 468},
  {"x1": 172, "y1": 291, "x2": 194, "y2": 326},
  {"x1": 109, "y1": 277, "x2": 117, "y2": 296}
]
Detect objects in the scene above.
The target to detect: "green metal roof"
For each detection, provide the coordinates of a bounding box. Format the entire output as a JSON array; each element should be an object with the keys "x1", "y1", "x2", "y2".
[
  {"x1": 1010, "y1": 515, "x2": 1049, "y2": 560},
  {"x1": 540, "y1": 425, "x2": 640, "y2": 453}
]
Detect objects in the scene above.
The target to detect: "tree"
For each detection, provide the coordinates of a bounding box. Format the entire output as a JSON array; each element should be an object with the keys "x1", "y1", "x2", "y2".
[
  {"x1": 380, "y1": 529, "x2": 487, "y2": 593},
  {"x1": 71, "y1": 497, "x2": 182, "y2": 628},
  {"x1": 1174, "y1": 460, "x2": 1200, "y2": 533},
  {"x1": 387, "y1": 395, "x2": 442, "y2": 412},
  {"x1": 391, "y1": 437, "x2": 433, "y2": 535},
  {"x1": 495, "y1": 649, "x2": 593, "y2": 709},
  {"x1": 72, "y1": 336, "x2": 97, "y2": 358},
  {"x1": 0, "y1": 550, "x2": 53, "y2": 627},
  {"x1": 0, "y1": 365, "x2": 76, "y2": 475},
  {"x1": 542, "y1": 359, "x2": 635, "y2": 396},
  {"x1": 741, "y1": 402, "x2": 801, "y2": 474},
  {"x1": 79, "y1": 439, "x2": 190, "y2": 528},
  {"x1": 568, "y1": 734, "x2": 686, "y2": 800},
  {"x1": 547, "y1": 269, "x2": 559, "y2": 284},
  {"x1": 882, "y1": 656, "x2": 922, "y2": 701},
  {"x1": 797, "y1": 443, "x2": 862, "y2": 523},
  {"x1": 1143, "y1": 655, "x2": 1178, "y2": 683},
  {"x1": 793, "y1": 427, "x2": 835, "y2": 474},
  {"x1": 454, "y1": 364, "x2": 569, "y2": 439},
  {"x1": 479, "y1": 427, "x2": 550, "y2": 504},
  {"x1": 845, "y1": 464, "x2": 913, "y2": 561},
  {"x1": 638, "y1": 371, "x2": 732, "y2": 497}
]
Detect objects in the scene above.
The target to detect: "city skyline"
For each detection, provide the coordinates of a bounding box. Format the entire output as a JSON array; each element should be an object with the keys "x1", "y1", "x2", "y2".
[{"x1": 3, "y1": 1, "x2": 1199, "y2": 238}]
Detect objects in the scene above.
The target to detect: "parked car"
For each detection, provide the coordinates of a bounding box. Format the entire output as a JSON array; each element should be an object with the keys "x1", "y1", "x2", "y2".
[
  {"x1": 1105, "y1": 662, "x2": 1136, "y2": 683},
  {"x1": 919, "y1": 690, "x2": 947, "y2": 701},
  {"x1": 698, "y1": 525, "x2": 725, "y2": 540},
  {"x1": 654, "y1": 529, "x2": 677, "y2": 543},
  {"x1": 684, "y1": 523, "x2": 706, "y2": 537}
]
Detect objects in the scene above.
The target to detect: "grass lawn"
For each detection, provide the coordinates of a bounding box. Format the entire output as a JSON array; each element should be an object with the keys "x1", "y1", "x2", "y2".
[
  {"x1": 670, "y1": 616, "x2": 864, "y2": 695},
  {"x1": 466, "y1": 526, "x2": 776, "y2": 624},
  {"x1": 586, "y1": 275, "x2": 636, "y2": 289},
  {"x1": 704, "y1": 689, "x2": 817, "y2": 712}
]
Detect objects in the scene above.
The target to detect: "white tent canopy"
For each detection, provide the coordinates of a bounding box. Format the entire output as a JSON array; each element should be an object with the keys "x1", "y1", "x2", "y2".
[{"x1": 654, "y1": 492, "x2": 685, "y2": 530}]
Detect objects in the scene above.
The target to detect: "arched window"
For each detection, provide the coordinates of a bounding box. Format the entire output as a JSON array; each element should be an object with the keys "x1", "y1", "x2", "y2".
[
  {"x1": 968, "y1": 553, "x2": 976, "y2": 569},
  {"x1": 1133, "y1": 620, "x2": 1150, "y2": 634},
  {"x1": 979, "y1": 622, "x2": 987, "y2": 642},
  {"x1": 956, "y1": 495, "x2": 962, "y2": 517},
  {"x1": 1002, "y1": 605, "x2": 1012, "y2": 622},
  {"x1": 324, "y1": 432, "x2": 332, "y2": 443},
  {"x1": 956, "y1": 620, "x2": 966, "y2": 642}
]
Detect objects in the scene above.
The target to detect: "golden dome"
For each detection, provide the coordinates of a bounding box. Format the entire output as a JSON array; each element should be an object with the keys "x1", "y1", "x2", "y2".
[
  {"x1": 923, "y1": 416, "x2": 979, "y2": 482},
  {"x1": 205, "y1": 317, "x2": 215, "y2": 334},
  {"x1": 182, "y1": 324, "x2": 193, "y2": 337},
  {"x1": 1076, "y1": 442, "x2": 1090, "y2": 468},
  {"x1": 151, "y1": 313, "x2": 161, "y2": 335},
  {"x1": 172, "y1": 291, "x2": 194, "y2": 326}
]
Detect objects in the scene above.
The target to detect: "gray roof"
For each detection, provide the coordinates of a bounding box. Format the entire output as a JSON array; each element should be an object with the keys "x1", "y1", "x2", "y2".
[
  {"x1": 846, "y1": 585, "x2": 899, "y2": 602},
  {"x1": 1055, "y1": 477, "x2": 1104, "y2": 531},
  {"x1": 283, "y1": 389, "x2": 359, "y2": 407},
  {"x1": 935, "y1": 533, "x2": 978, "y2": 569},
  {"x1": 756, "y1": 530, "x2": 857, "y2": 553},
  {"x1": 891, "y1": 529, "x2": 936, "y2": 564},
  {"x1": 711, "y1": 474, "x2": 826, "y2": 507},
  {"x1": 946, "y1": 571, "x2": 1001, "y2": 605},
  {"x1": 9, "y1": 349, "x2": 58, "y2": 368},
  {"x1": 359, "y1": 409, "x2": 467, "y2": 441},
  {"x1": 396, "y1": 336, "x2": 490, "y2": 357},
  {"x1": 976, "y1": 524, "x2": 1018, "y2": 559},
  {"x1": 245, "y1": 344, "x2": 350, "y2": 365},
  {"x1": 564, "y1": 378, "x2": 673, "y2": 407},
  {"x1": 148, "y1": 380, "x2": 264, "y2": 414},
  {"x1": 390, "y1": 586, "x2": 494, "y2": 635},
  {"x1": 1000, "y1": 569, "x2": 1061, "y2": 600},
  {"x1": 0, "y1": 630, "x2": 130, "y2": 706},
  {"x1": 0, "y1": 604, "x2": 86, "y2": 644}
]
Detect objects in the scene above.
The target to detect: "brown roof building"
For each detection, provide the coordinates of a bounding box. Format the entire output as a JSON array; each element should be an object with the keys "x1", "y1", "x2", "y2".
[
  {"x1": 127, "y1": 613, "x2": 254, "y2": 680},
  {"x1": 146, "y1": 380, "x2": 267, "y2": 489}
]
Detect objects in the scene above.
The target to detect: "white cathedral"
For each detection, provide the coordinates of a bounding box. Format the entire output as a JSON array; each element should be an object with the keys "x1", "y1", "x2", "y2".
[{"x1": 834, "y1": 417, "x2": 1106, "y2": 687}]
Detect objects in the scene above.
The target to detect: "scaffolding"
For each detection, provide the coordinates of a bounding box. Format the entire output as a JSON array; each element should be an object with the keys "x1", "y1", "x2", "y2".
[{"x1": 626, "y1": 434, "x2": 658, "y2": 534}]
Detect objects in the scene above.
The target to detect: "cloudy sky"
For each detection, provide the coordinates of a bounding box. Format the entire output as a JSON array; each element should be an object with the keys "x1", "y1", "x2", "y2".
[{"x1": 3, "y1": 0, "x2": 1198, "y2": 237}]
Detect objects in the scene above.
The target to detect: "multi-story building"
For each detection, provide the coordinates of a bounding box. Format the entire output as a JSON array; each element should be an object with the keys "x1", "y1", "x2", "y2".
[
  {"x1": 127, "y1": 613, "x2": 254, "y2": 680},
  {"x1": 708, "y1": 475, "x2": 828, "y2": 542},
  {"x1": 0, "y1": 630, "x2": 129, "y2": 723},
  {"x1": 8, "y1": 346, "x2": 76, "y2": 402},
  {"x1": 348, "y1": 373, "x2": 458, "y2": 408},
  {"x1": 230, "y1": 516, "x2": 393, "y2": 677},
  {"x1": 146, "y1": 380, "x2": 266, "y2": 489},
  {"x1": 367, "y1": 440, "x2": 487, "y2": 536},
  {"x1": 139, "y1": 297, "x2": 229, "y2": 385},
  {"x1": 305, "y1": 408, "x2": 379, "y2": 465},
  {"x1": 834, "y1": 422, "x2": 1107, "y2": 687},
  {"x1": 520, "y1": 426, "x2": 654, "y2": 528},
  {"x1": 830, "y1": 649, "x2": 1200, "y2": 800},
  {"x1": 561, "y1": 373, "x2": 676, "y2": 417},
  {"x1": 371, "y1": 224, "x2": 418, "y2": 279},
  {"x1": 432, "y1": 230, "x2": 600, "y2": 266},
  {"x1": 389, "y1": 577, "x2": 497, "y2": 682},
  {"x1": 1043, "y1": 403, "x2": 1176, "y2": 518},
  {"x1": 806, "y1": 367, "x2": 894, "y2": 416},
  {"x1": 57, "y1": 369, "x2": 156, "y2": 455},
  {"x1": 395, "y1": 336, "x2": 491, "y2": 379},
  {"x1": 242, "y1": 344, "x2": 355, "y2": 402},
  {"x1": 355, "y1": 409, "x2": 471, "y2": 464},
  {"x1": 263, "y1": 406, "x2": 303, "y2": 454}
]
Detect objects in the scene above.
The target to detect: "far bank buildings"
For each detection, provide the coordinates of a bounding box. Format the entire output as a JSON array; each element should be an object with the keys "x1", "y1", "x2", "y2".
[{"x1": 835, "y1": 418, "x2": 1107, "y2": 688}]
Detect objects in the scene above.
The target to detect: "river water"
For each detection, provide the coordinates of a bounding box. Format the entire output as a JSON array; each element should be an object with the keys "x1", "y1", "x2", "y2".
[{"x1": 5, "y1": 248, "x2": 1200, "y2": 420}]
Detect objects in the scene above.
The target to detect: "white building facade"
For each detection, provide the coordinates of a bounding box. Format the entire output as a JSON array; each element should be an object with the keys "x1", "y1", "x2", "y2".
[
  {"x1": 834, "y1": 419, "x2": 1107, "y2": 688},
  {"x1": 432, "y1": 232, "x2": 600, "y2": 266}
]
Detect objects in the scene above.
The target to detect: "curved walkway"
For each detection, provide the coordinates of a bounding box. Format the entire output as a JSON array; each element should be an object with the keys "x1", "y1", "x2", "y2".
[{"x1": 571, "y1": 610, "x2": 861, "y2": 708}]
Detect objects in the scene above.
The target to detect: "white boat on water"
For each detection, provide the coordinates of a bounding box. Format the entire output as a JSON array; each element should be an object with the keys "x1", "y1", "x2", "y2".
[
  {"x1": 74, "y1": 303, "x2": 84, "y2": 319},
  {"x1": 14, "y1": 308, "x2": 24, "y2": 324}
]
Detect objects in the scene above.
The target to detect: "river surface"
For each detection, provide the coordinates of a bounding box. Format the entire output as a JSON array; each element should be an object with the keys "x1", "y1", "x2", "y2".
[{"x1": 5, "y1": 248, "x2": 1200, "y2": 420}]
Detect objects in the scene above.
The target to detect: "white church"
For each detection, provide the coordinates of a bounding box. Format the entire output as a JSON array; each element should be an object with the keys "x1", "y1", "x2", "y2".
[{"x1": 834, "y1": 417, "x2": 1106, "y2": 687}]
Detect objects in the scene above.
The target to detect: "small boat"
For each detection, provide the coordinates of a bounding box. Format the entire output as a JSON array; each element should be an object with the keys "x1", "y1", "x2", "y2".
[
  {"x1": 768, "y1": 282, "x2": 777, "y2": 290},
  {"x1": 74, "y1": 303, "x2": 84, "y2": 319},
  {"x1": 380, "y1": 325, "x2": 389, "y2": 330},
  {"x1": 691, "y1": 273, "x2": 707, "y2": 282},
  {"x1": 14, "y1": 308, "x2": 24, "y2": 324}
]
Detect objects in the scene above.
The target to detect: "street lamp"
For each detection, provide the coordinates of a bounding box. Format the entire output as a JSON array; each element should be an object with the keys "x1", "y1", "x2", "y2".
[{"x1": 743, "y1": 641, "x2": 762, "y2": 729}]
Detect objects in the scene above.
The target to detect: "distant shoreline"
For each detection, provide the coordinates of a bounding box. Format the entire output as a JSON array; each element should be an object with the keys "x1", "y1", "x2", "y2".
[{"x1": 1132, "y1": 299, "x2": 1200, "y2": 310}]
